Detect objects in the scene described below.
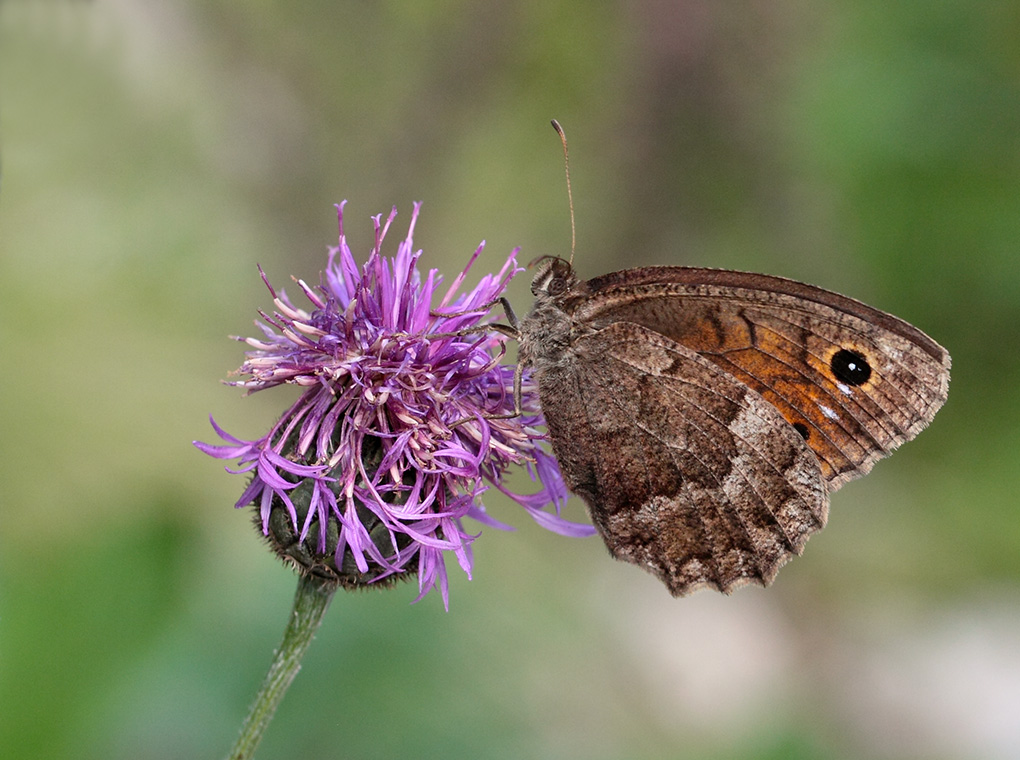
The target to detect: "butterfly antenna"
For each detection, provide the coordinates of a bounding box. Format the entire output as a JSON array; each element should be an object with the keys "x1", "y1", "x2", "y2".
[{"x1": 551, "y1": 119, "x2": 576, "y2": 265}]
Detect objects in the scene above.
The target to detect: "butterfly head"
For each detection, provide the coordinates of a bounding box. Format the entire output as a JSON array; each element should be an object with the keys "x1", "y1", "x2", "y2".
[{"x1": 529, "y1": 256, "x2": 577, "y2": 298}]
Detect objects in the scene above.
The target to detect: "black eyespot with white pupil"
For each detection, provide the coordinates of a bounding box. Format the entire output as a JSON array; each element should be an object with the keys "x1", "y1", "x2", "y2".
[{"x1": 830, "y1": 348, "x2": 871, "y2": 386}]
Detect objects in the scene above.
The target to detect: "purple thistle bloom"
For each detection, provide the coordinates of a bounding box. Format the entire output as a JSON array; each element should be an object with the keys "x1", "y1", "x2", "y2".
[{"x1": 195, "y1": 202, "x2": 593, "y2": 608}]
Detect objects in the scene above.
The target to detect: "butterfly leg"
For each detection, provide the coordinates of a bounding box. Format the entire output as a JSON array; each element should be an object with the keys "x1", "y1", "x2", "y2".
[
  {"x1": 431, "y1": 297, "x2": 526, "y2": 429},
  {"x1": 429, "y1": 296, "x2": 520, "y2": 328}
]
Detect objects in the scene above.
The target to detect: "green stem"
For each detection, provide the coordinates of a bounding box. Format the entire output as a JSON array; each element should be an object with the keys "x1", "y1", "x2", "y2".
[{"x1": 225, "y1": 574, "x2": 336, "y2": 760}]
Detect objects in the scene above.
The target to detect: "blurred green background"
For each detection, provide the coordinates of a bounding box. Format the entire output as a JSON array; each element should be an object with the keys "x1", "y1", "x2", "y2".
[{"x1": 2, "y1": 2, "x2": 1018, "y2": 759}]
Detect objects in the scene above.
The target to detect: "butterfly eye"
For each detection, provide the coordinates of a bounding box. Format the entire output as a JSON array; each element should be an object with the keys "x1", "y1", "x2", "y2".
[
  {"x1": 530, "y1": 257, "x2": 574, "y2": 296},
  {"x1": 547, "y1": 276, "x2": 568, "y2": 296},
  {"x1": 830, "y1": 348, "x2": 872, "y2": 386}
]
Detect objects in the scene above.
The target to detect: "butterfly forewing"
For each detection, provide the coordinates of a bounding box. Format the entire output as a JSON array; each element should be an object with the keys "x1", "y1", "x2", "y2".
[{"x1": 569, "y1": 267, "x2": 951, "y2": 490}]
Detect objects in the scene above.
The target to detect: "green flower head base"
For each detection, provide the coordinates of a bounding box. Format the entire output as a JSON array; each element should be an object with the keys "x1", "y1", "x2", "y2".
[{"x1": 195, "y1": 202, "x2": 593, "y2": 608}]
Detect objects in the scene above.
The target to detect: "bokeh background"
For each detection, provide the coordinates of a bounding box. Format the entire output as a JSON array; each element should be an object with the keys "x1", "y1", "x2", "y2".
[{"x1": 2, "y1": 2, "x2": 1018, "y2": 759}]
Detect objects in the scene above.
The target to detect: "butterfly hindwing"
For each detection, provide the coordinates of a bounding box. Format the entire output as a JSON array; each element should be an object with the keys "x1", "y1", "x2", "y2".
[{"x1": 535, "y1": 320, "x2": 827, "y2": 595}]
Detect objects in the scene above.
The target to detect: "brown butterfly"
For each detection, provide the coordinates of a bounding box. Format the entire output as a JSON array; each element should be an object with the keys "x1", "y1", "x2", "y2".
[
  {"x1": 515, "y1": 258, "x2": 950, "y2": 595},
  {"x1": 507, "y1": 123, "x2": 951, "y2": 596}
]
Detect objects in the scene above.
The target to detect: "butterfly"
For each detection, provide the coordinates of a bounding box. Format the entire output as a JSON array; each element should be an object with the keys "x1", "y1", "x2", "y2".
[{"x1": 513, "y1": 255, "x2": 950, "y2": 595}]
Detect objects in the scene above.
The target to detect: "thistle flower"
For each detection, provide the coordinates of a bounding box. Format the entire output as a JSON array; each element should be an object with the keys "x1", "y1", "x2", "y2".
[{"x1": 195, "y1": 202, "x2": 593, "y2": 608}]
